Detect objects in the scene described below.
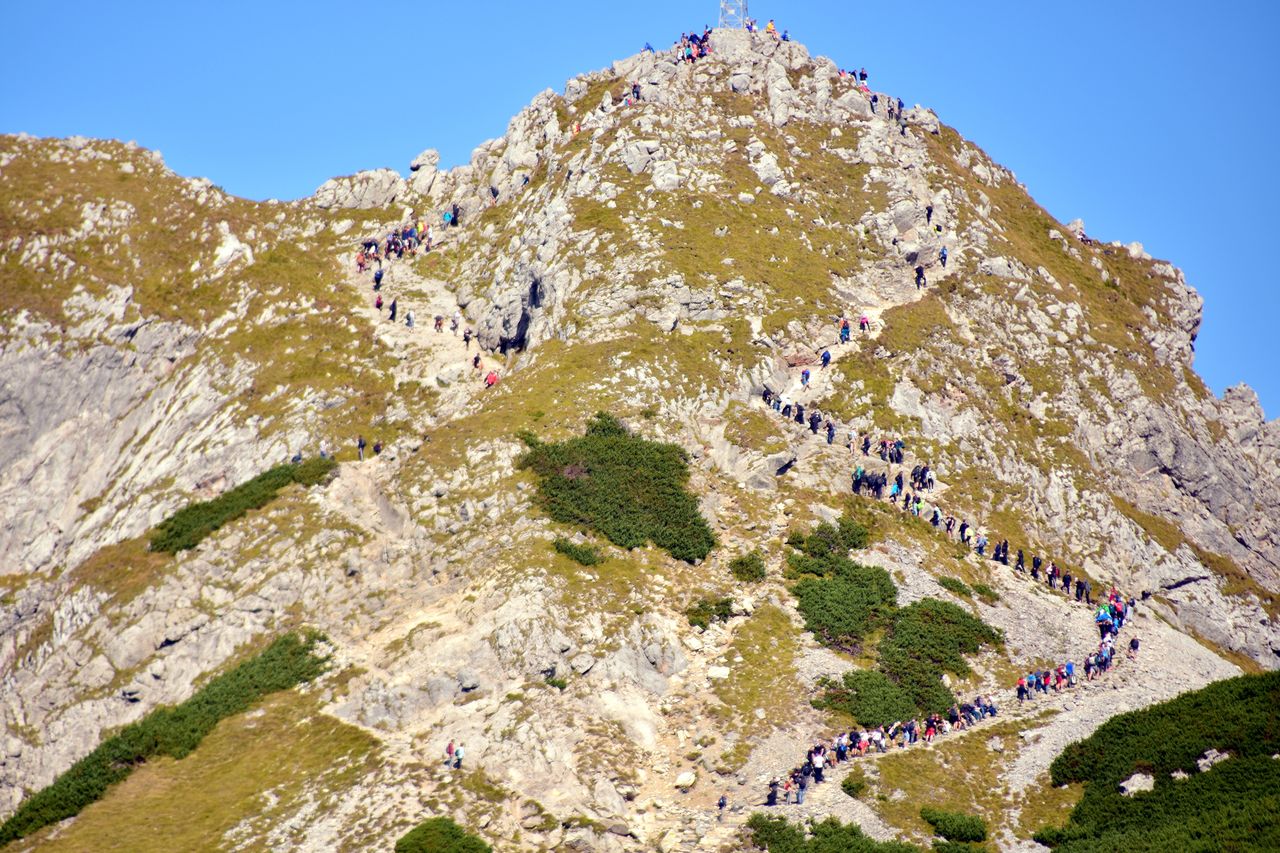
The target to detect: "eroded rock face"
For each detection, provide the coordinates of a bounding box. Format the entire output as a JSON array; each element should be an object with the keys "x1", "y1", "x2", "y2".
[{"x1": 312, "y1": 168, "x2": 407, "y2": 209}]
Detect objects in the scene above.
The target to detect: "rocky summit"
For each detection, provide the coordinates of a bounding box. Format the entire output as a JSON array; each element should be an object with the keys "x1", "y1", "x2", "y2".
[{"x1": 1, "y1": 28, "x2": 1277, "y2": 853}]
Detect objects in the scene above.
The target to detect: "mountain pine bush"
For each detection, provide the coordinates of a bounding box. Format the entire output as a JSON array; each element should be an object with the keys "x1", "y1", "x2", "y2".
[
  {"x1": 747, "y1": 813, "x2": 920, "y2": 852},
  {"x1": 0, "y1": 632, "x2": 329, "y2": 844},
  {"x1": 920, "y1": 806, "x2": 987, "y2": 842},
  {"x1": 730, "y1": 550, "x2": 767, "y2": 582},
  {"x1": 149, "y1": 456, "x2": 337, "y2": 553},
  {"x1": 1035, "y1": 671, "x2": 1280, "y2": 850},
  {"x1": 519, "y1": 413, "x2": 715, "y2": 562},
  {"x1": 395, "y1": 817, "x2": 492, "y2": 853}
]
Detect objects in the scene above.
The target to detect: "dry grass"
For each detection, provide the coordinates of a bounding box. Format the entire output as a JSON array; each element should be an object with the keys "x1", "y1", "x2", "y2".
[{"x1": 17, "y1": 691, "x2": 378, "y2": 853}]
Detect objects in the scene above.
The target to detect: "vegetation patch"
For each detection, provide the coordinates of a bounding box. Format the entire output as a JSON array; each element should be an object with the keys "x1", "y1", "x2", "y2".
[
  {"x1": 971, "y1": 583, "x2": 999, "y2": 604},
  {"x1": 730, "y1": 550, "x2": 767, "y2": 582},
  {"x1": 686, "y1": 596, "x2": 734, "y2": 631},
  {"x1": 746, "y1": 813, "x2": 919, "y2": 852},
  {"x1": 396, "y1": 816, "x2": 492, "y2": 853},
  {"x1": 0, "y1": 632, "x2": 329, "y2": 844},
  {"x1": 920, "y1": 807, "x2": 987, "y2": 843},
  {"x1": 842, "y1": 767, "x2": 869, "y2": 799},
  {"x1": 519, "y1": 412, "x2": 715, "y2": 561},
  {"x1": 1036, "y1": 671, "x2": 1280, "y2": 851},
  {"x1": 784, "y1": 518, "x2": 1001, "y2": 719},
  {"x1": 937, "y1": 577, "x2": 972, "y2": 598},
  {"x1": 552, "y1": 537, "x2": 603, "y2": 566},
  {"x1": 149, "y1": 457, "x2": 337, "y2": 553}
]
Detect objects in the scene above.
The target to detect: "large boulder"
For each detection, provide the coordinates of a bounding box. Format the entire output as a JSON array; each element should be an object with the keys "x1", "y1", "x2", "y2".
[{"x1": 312, "y1": 168, "x2": 406, "y2": 209}]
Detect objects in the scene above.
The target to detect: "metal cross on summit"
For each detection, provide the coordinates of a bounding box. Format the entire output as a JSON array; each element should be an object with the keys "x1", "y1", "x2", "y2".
[{"x1": 718, "y1": 0, "x2": 747, "y2": 29}]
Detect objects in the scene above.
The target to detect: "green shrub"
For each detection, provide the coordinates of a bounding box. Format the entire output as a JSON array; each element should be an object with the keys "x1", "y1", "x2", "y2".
[
  {"x1": 546, "y1": 675, "x2": 568, "y2": 691},
  {"x1": 746, "y1": 813, "x2": 920, "y2": 852},
  {"x1": 730, "y1": 550, "x2": 767, "y2": 582},
  {"x1": 817, "y1": 670, "x2": 917, "y2": 728},
  {"x1": 396, "y1": 816, "x2": 492, "y2": 853},
  {"x1": 920, "y1": 807, "x2": 987, "y2": 842},
  {"x1": 791, "y1": 519, "x2": 1002, "y2": 718},
  {"x1": 686, "y1": 596, "x2": 734, "y2": 630},
  {"x1": 931, "y1": 842, "x2": 986, "y2": 853},
  {"x1": 937, "y1": 577, "x2": 972, "y2": 597},
  {"x1": 553, "y1": 538, "x2": 602, "y2": 566},
  {"x1": 0, "y1": 632, "x2": 328, "y2": 844},
  {"x1": 519, "y1": 413, "x2": 715, "y2": 562},
  {"x1": 970, "y1": 583, "x2": 999, "y2": 603},
  {"x1": 149, "y1": 457, "x2": 337, "y2": 553},
  {"x1": 791, "y1": 558, "x2": 897, "y2": 652},
  {"x1": 1036, "y1": 671, "x2": 1280, "y2": 851},
  {"x1": 842, "y1": 768, "x2": 869, "y2": 799}
]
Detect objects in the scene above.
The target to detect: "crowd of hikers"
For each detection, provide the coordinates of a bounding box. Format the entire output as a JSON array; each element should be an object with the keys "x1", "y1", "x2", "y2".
[{"x1": 349, "y1": 214, "x2": 501, "y2": 415}]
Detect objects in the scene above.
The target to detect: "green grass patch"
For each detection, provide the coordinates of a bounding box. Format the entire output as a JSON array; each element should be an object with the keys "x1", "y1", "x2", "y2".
[
  {"x1": 730, "y1": 550, "x2": 767, "y2": 582},
  {"x1": 971, "y1": 583, "x2": 999, "y2": 603},
  {"x1": 920, "y1": 807, "x2": 987, "y2": 843},
  {"x1": 519, "y1": 412, "x2": 715, "y2": 562},
  {"x1": 396, "y1": 816, "x2": 492, "y2": 853},
  {"x1": 1036, "y1": 671, "x2": 1280, "y2": 851},
  {"x1": 149, "y1": 457, "x2": 337, "y2": 553},
  {"x1": 552, "y1": 538, "x2": 603, "y2": 566},
  {"x1": 0, "y1": 632, "x2": 329, "y2": 844},
  {"x1": 937, "y1": 577, "x2": 972, "y2": 598}
]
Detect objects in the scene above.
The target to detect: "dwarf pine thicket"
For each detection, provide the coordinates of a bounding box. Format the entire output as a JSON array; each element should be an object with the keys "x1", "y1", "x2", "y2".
[
  {"x1": 782, "y1": 517, "x2": 1002, "y2": 721},
  {"x1": 919, "y1": 806, "x2": 988, "y2": 843},
  {"x1": 1035, "y1": 671, "x2": 1280, "y2": 850},
  {"x1": 746, "y1": 813, "x2": 920, "y2": 853},
  {"x1": 519, "y1": 413, "x2": 716, "y2": 562},
  {"x1": 0, "y1": 632, "x2": 329, "y2": 844},
  {"x1": 149, "y1": 457, "x2": 338, "y2": 553}
]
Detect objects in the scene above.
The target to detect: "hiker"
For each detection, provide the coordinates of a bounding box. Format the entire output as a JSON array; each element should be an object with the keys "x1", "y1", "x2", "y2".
[
  {"x1": 444, "y1": 740, "x2": 455, "y2": 765},
  {"x1": 473, "y1": 353, "x2": 482, "y2": 370},
  {"x1": 485, "y1": 370, "x2": 500, "y2": 388},
  {"x1": 373, "y1": 439, "x2": 383, "y2": 456},
  {"x1": 821, "y1": 349, "x2": 831, "y2": 368},
  {"x1": 926, "y1": 204, "x2": 934, "y2": 225},
  {"x1": 940, "y1": 247, "x2": 948, "y2": 268},
  {"x1": 914, "y1": 265, "x2": 926, "y2": 289},
  {"x1": 839, "y1": 317, "x2": 851, "y2": 342},
  {"x1": 453, "y1": 743, "x2": 464, "y2": 769},
  {"x1": 388, "y1": 299, "x2": 397, "y2": 322},
  {"x1": 357, "y1": 435, "x2": 367, "y2": 460},
  {"x1": 717, "y1": 793, "x2": 728, "y2": 821},
  {"x1": 463, "y1": 328, "x2": 472, "y2": 349},
  {"x1": 861, "y1": 434, "x2": 871, "y2": 455},
  {"x1": 870, "y1": 93, "x2": 879, "y2": 113},
  {"x1": 897, "y1": 96, "x2": 905, "y2": 115},
  {"x1": 434, "y1": 315, "x2": 445, "y2": 333},
  {"x1": 375, "y1": 294, "x2": 383, "y2": 312},
  {"x1": 632, "y1": 81, "x2": 642, "y2": 102},
  {"x1": 452, "y1": 311, "x2": 462, "y2": 333},
  {"x1": 373, "y1": 268, "x2": 384, "y2": 289},
  {"x1": 1128, "y1": 636, "x2": 1140, "y2": 660},
  {"x1": 405, "y1": 309, "x2": 415, "y2": 328},
  {"x1": 767, "y1": 778, "x2": 780, "y2": 806},
  {"x1": 859, "y1": 313, "x2": 870, "y2": 332},
  {"x1": 801, "y1": 368, "x2": 810, "y2": 387}
]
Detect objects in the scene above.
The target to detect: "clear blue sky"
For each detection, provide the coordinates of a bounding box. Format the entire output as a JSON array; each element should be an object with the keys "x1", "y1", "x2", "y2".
[{"x1": 3, "y1": 1, "x2": 1276, "y2": 417}]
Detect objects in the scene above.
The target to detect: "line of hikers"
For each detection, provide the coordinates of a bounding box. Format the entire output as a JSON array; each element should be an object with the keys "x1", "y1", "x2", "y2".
[
  {"x1": 1017, "y1": 587, "x2": 1140, "y2": 702},
  {"x1": 760, "y1": 369, "x2": 1106, "y2": 609},
  {"x1": 766, "y1": 696, "x2": 1001, "y2": 806},
  {"x1": 353, "y1": 229, "x2": 503, "y2": 390},
  {"x1": 763, "y1": 586, "x2": 1139, "y2": 808}
]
